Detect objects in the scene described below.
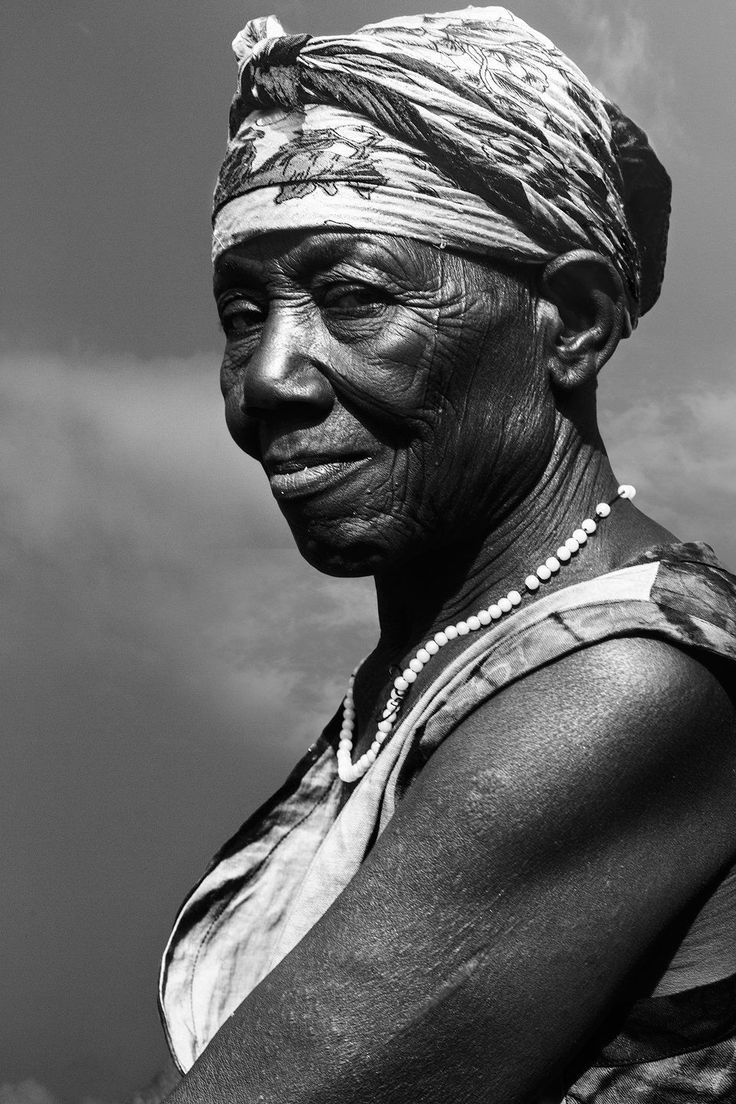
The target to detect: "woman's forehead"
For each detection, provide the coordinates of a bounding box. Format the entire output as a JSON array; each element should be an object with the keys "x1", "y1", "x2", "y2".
[{"x1": 213, "y1": 231, "x2": 445, "y2": 285}]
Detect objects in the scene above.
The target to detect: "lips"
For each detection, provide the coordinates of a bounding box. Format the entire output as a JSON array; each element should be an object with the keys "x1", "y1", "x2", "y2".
[{"x1": 264, "y1": 452, "x2": 372, "y2": 499}]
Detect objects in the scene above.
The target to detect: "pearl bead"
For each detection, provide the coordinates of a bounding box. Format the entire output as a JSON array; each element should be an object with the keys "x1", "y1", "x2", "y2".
[
  {"x1": 416, "y1": 648, "x2": 431, "y2": 664},
  {"x1": 618, "y1": 484, "x2": 636, "y2": 499},
  {"x1": 467, "y1": 615, "x2": 481, "y2": 631},
  {"x1": 498, "y1": 597, "x2": 512, "y2": 614},
  {"x1": 340, "y1": 727, "x2": 352, "y2": 740},
  {"x1": 573, "y1": 529, "x2": 587, "y2": 545},
  {"x1": 525, "y1": 574, "x2": 540, "y2": 591},
  {"x1": 394, "y1": 676, "x2": 409, "y2": 692},
  {"x1": 445, "y1": 625, "x2": 459, "y2": 640},
  {"x1": 595, "y1": 502, "x2": 611, "y2": 518},
  {"x1": 339, "y1": 738, "x2": 352, "y2": 751},
  {"x1": 403, "y1": 668, "x2": 417, "y2": 683},
  {"x1": 565, "y1": 537, "x2": 580, "y2": 553},
  {"x1": 489, "y1": 604, "x2": 502, "y2": 620},
  {"x1": 365, "y1": 748, "x2": 377, "y2": 764},
  {"x1": 378, "y1": 720, "x2": 393, "y2": 734},
  {"x1": 557, "y1": 546, "x2": 571, "y2": 562},
  {"x1": 409, "y1": 657, "x2": 424, "y2": 674},
  {"x1": 546, "y1": 557, "x2": 560, "y2": 573},
  {"x1": 425, "y1": 640, "x2": 440, "y2": 655},
  {"x1": 536, "y1": 564, "x2": 552, "y2": 582},
  {"x1": 456, "y1": 621, "x2": 470, "y2": 635},
  {"x1": 478, "y1": 609, "x2": 492, "y2": 625},
  {"x1": 508, "y1": 590, "x2": 522, "y2": 606},
  {"x1": 371, "y1": 740, "x2": 381, "y2": 754},
  {"x1": 581, "y1": 518, "x2": 596, "y2": 535},
  {"x1": 434, "y1": 631, "x2": 448, "y2": 646}
]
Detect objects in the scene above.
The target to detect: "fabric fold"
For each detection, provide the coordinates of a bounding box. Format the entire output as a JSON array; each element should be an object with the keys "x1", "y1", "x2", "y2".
[{"x1": 212, "y1": 7, "x2": 672, "y2": 322}]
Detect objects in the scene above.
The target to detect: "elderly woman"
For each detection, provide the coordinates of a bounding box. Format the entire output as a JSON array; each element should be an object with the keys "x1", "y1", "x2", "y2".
[{"x1": 159, "y1": 9, "x2": 736, "y2": 1103}]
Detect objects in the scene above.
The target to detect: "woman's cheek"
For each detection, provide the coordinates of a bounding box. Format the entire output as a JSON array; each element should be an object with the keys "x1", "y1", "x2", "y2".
[
  {"x1": 327, "y1": 349, "x2": 435, "y2": 435},
  {"x1": 344, "y1": 308, "x2": 442, "y2": 392}
]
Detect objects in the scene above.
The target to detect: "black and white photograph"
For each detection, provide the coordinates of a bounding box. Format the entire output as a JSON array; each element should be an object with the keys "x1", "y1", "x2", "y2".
[{"x1": 2, "y1": 3, "x2": 736, "y2": 1102}]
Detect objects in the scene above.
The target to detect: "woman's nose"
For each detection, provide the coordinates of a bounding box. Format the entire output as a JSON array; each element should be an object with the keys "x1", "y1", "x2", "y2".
[{"x1": 238, "y1": 308, "x2": 334, "y2": 417}]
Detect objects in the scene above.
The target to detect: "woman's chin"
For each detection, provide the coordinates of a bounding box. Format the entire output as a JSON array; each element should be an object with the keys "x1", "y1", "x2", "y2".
[
  {"x1": 289, "y1": 520, "x2": 400, "y2": 577},
  {"x1": 296, "y1": 535, "x2": 386, "y2": 577},
  {"x1": 286, "y1": 507, "x2": 455, "y2": 577}
]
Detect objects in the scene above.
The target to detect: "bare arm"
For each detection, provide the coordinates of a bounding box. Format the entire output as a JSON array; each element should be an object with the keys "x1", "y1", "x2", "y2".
[{"x1": 167, "y1": 637, "x2": 736, "y2": 1104}]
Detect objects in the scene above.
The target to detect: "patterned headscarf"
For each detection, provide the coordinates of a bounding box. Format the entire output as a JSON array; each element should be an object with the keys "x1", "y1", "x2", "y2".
[{"x1": 213, "y1": 7, "x2": 671, "y2": 327}]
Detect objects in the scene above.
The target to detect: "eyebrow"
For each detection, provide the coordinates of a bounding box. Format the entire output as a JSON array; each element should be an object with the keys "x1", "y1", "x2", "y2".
[
  {"x1": 212, "y1": 233, "x2": 431, "y2": 297},
  {"x1": 213, "y1": 253, "x2": 262, "y2": 297}
]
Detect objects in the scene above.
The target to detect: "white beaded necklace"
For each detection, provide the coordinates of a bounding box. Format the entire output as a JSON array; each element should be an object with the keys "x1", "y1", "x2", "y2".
[{"x1": 336, "y1": 485, "x2": 636, "y2": 784}]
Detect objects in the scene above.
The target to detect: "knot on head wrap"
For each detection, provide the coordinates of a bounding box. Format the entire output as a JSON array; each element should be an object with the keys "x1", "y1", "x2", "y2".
[{"x1": 213, "y1": 7, "x2": 671, "y2": 327}]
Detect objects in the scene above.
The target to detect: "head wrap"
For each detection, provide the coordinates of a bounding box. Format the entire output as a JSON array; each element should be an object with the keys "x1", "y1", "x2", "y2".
[{"x1": 213, "y1": 7, "x2": 671, "y2": 326}]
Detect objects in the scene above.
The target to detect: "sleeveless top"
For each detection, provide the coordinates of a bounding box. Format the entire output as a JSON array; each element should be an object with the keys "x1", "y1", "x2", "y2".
[{"x1": 159, "y1": 542, "x2": 736, "y2": 1102}]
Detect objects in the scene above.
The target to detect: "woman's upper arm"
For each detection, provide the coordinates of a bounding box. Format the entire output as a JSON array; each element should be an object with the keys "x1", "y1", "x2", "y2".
[{"x1": 172, "y1": 637, "x2": 736, "y2": 1104}]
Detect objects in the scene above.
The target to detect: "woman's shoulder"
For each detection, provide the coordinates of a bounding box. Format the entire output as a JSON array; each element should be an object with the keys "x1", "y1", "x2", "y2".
[
  {"x1": 449, "y1": 632, "x2": 736, "y2": 800},
  {"x1": 415, "y1": 540, "x2": 736, "y2": 763},
  {"x1": 428, "y1": 541, "x2": 736, "y2": 822}
]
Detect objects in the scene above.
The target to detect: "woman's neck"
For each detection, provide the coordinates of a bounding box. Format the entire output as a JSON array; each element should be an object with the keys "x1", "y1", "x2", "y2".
[
  {"x1": 347, "y1": 442, "x2": 673, "y2": 758},
  {"x1": 371, "y1": 449, "x2": 635, "y2": 663}
]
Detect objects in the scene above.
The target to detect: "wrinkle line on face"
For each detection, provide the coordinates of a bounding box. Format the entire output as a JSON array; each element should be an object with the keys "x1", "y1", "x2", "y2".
[{"x1": 217, "y1": 230, "x2": 550, "y2": 577}]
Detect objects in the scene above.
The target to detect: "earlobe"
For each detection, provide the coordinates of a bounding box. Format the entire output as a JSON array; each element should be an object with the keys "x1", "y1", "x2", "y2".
[{"x1": 539, "y1": 250, "x2": 627, "y2": 391}]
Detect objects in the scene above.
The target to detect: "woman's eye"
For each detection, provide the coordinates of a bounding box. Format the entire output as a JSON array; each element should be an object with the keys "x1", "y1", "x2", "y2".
[
  {"x1": 217, "y1": 296, "x2": 265, "y2": 340},
  {"x1": 321, "y1": 284, "x2": 389, "y2": 316}
]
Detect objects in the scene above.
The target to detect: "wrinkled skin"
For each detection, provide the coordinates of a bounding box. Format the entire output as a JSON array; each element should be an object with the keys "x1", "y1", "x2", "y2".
[
  {"x1": 215, "y1": 230, "x2": 665, "y2": 681},
  {"x1": 217, "y1": 232, "x2": 551, "y2": 577},
  {"x1": 161, "y1": 232, "x2": 736, "y2": 1104}
]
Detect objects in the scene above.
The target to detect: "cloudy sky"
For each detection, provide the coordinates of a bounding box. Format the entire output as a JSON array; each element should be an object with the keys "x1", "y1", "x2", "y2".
[{"x1": 2, "y1": 2, "x2": 736, "y2": 1101}]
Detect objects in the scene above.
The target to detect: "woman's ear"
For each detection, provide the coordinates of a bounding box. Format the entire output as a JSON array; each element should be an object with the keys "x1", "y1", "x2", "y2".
[{"x1": 539, "y1": 249, "x2": 628, "y2": 391}]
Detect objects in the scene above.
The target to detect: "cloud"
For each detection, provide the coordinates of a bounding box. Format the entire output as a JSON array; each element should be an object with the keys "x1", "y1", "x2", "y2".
[
  {"x1": 567, "y1": 0, "x2": 651, "y2": 101},
  {"x1": 0, "y1": 1085, "x2": 108, "y2": 1104},
  {"x1": 0, "y1": 1083, "x2": 60, "y2": 1104},
  {"x1": 0, "y1": 1063, "x2": 180, "y2": 1104},
  {"x1": 0, "y1": 349, "x2": 280, "y2": 559},
  {"x1": 604, "y1": 387, "x2": 736, "y2": 567},
  {"x1": 0, "y1": 350, "x2": 375, "y2": 751},
  {"x1": 0, "y1": 349, "x2": 374, "y2": 1104},
  {"x1": 561, "y1": 0, "x2": 678, "y2": 148}
]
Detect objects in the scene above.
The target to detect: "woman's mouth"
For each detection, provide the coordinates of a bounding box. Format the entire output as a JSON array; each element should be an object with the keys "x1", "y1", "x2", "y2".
[{"x1": 265, "y1": 455, "x2": 372, "y2": 499}]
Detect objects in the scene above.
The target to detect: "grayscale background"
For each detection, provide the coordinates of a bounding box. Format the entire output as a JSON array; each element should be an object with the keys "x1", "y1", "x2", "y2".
[{"x1": 2, "y1": 2, "x2": 734, "y2": 1101}]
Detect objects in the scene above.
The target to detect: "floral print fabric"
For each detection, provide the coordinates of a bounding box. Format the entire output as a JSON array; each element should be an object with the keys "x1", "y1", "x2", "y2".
[{"x1": 212, "y1": 8, "x2": 671, "y2": 324}]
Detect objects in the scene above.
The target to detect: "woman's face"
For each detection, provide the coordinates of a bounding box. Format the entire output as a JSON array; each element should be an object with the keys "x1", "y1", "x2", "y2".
[{"x1": 216, "y1": 230, "x2": 554, "y2": 575}]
